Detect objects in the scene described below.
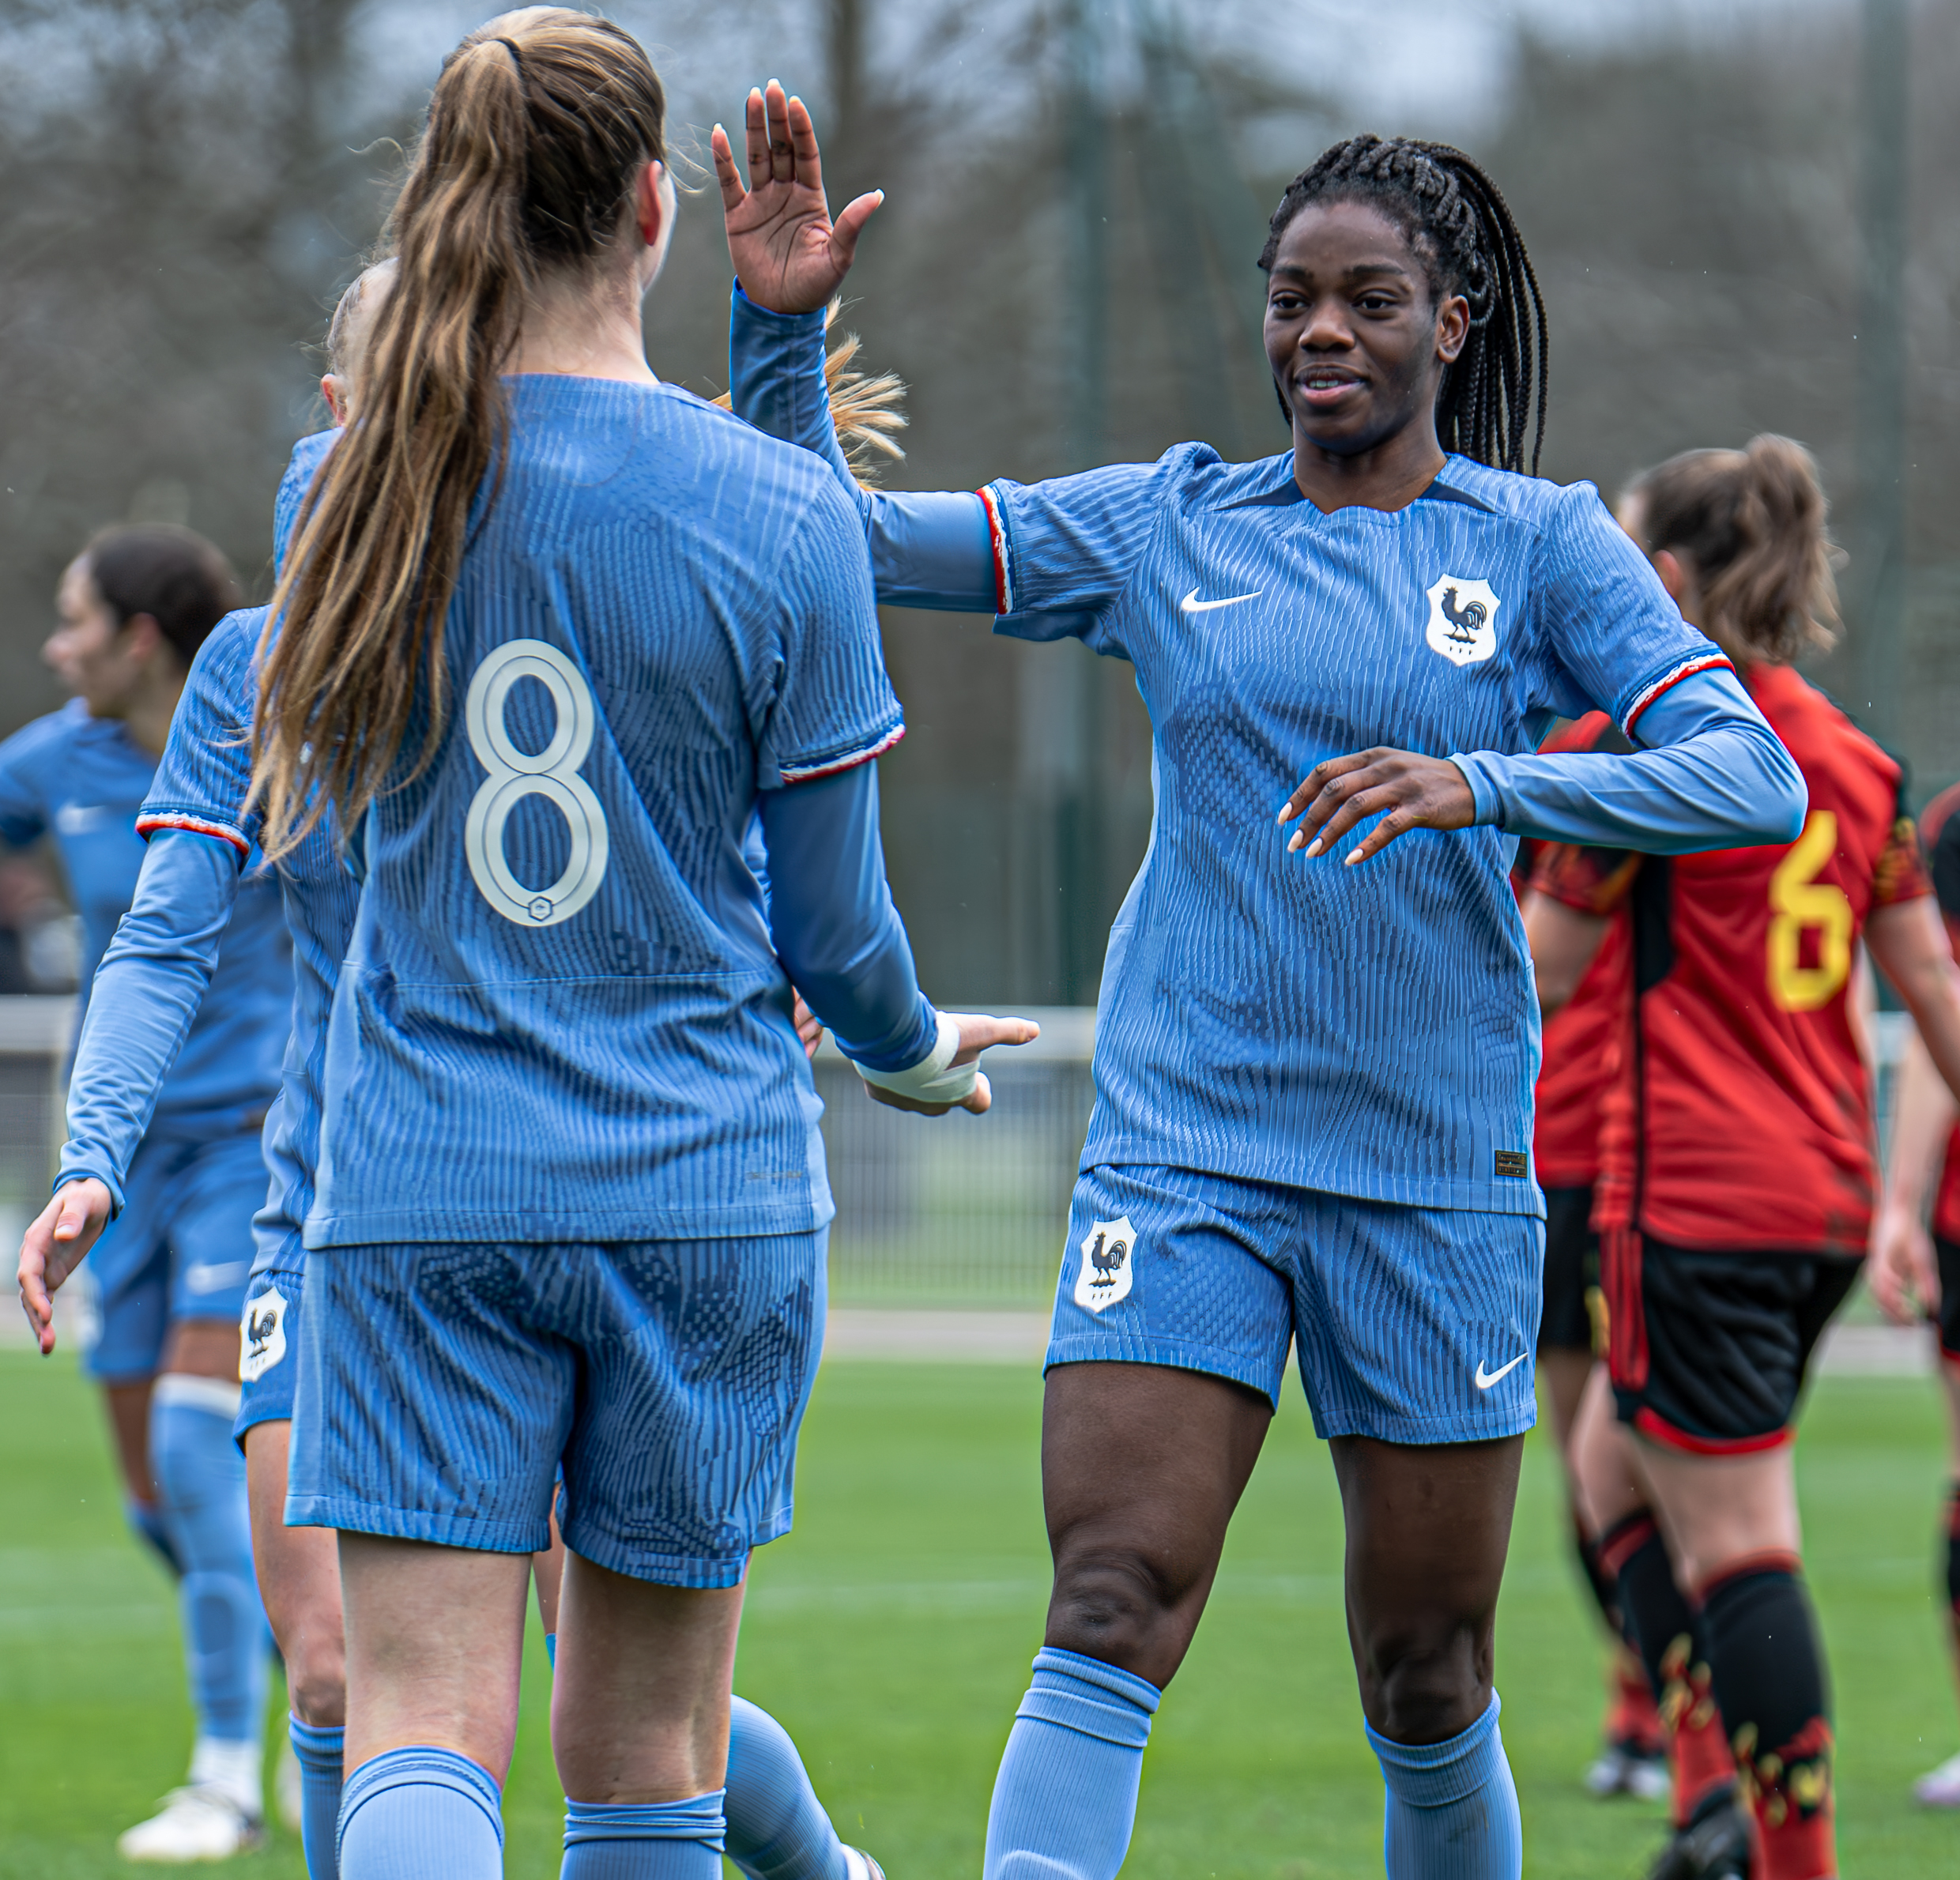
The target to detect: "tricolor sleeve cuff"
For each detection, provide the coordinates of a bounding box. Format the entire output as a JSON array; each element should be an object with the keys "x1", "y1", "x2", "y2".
[
  {"x1": 778, "y1": 721, "x2": 906, "y2": 786},
  {"x1": 978, "y1": 486, "x2": 1013, "y2": 616},
  {"x1": 851, "y1": 1008, "x2": 978, "y2": 1106},
  {"x1": 1621, "y1": 652, "x2": 1734, "y2": 739},
  {"x1": 134, "y1": 811, "x2": 251, "y2": 861},
  {"x1": 1449, "y1": 754, "x2": 1502, "y2": 828}
]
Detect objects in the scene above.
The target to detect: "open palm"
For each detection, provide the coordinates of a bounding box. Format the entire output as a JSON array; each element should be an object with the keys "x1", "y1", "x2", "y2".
[{"x1": 714, "y1": 81, "x2": 881, "y2": 316}]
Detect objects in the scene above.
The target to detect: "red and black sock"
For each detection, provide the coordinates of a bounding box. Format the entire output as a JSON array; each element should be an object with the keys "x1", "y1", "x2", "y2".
[
  {"x1": 1576, "y1": 1512, "x2": 1626, "y2": 1637},
  {"x1": 1702, "y1": 1556, "x2": 1834, "y2": 1880},
  {"x1": 1601, "y1": 1509, "x2": 1733, "y2": 1827}
]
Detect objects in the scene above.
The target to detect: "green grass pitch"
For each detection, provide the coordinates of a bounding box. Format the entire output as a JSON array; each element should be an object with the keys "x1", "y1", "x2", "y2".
[{"x1": 3, "y1": 1348, "x2": 1959, "y2": 1877}]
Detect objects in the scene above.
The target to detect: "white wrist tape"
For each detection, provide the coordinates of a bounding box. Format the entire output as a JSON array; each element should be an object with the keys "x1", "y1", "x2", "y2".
[{"x1": 851, "y1": 1011, "x2": 978, "y2": 1106}]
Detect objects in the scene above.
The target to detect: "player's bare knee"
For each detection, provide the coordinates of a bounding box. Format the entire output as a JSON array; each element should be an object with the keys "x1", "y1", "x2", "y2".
[
  {"x1": 1355, "y1": 1609, "x2": 1493, "y2": 1743},
  {"x1": 286, "y1": 1655, "x2": 347, "y2": 1730},
  {"x1": 1045, "y1": 1546, "x2": 1189, "y2": 1667}
]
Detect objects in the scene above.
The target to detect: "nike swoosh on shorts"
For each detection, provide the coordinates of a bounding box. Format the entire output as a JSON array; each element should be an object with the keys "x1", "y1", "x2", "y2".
[{"x1": 1474, "y1": 1353, "x2": 1528, "y2": 1390}]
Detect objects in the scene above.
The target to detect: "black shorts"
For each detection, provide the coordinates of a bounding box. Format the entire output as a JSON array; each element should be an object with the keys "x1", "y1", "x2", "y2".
[
  {"x1": 1604, "y1": 1234, "x2": 1859, "y2": 1454},
  {"x1": 1540, "y1": 1184, "x2": 1600, "y2": 1354},
  {"x1": 1936, "y1": 1237, "x2": 1960, "y2": 1364}
]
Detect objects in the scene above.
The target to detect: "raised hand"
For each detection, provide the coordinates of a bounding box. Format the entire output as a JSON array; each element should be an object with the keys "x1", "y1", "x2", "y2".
[
  {"x1": 713, "y1": 80, "x2": 883, "y2": 316},
  {"x1": 862, "y1": 1012, "x2": 1042, "y2": 1117},
  {"x1": 16, "y1": 1177, "x2": 115, "y2": 1355},
  {"x1": 1278, "y1": 748, "x2": 1476, "y2": 866}
]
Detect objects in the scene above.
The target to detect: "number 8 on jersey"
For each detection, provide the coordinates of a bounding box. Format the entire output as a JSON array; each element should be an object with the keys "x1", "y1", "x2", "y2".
[{"x1": 463, "y1": 639, "x2": 610, "y2": 927}]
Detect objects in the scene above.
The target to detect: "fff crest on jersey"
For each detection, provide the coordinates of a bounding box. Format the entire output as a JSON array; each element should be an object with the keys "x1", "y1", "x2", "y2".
[
  {"x1": 1424, "y1": 575, "x2": 1502, "y2": 666},
  {"x1": 239, "y1": 1287, "x2": 288, "y2": 1383},
  {"x1": 1074, "y1": 1215, "x2": 1136, "y2": 1314}
]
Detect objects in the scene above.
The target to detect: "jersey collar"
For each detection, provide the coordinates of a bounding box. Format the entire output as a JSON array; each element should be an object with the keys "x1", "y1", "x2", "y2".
[{"x1": 1216, "y1": 454, "x2": 1498, "y2": 516}]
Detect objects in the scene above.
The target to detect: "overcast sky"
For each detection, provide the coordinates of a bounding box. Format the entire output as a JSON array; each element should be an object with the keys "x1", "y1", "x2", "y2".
[{"x1": 360, "y1": 0, "x2": 1854, "y2": 138}]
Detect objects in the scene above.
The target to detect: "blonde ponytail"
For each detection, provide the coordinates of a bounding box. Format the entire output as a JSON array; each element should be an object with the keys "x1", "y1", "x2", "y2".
[
  {"x1": 253, "y1": 10, "x2": 665, "y2": 859},
  {"x1": 1626, "y1": 434, "x2": 1841, "y2": 665}
]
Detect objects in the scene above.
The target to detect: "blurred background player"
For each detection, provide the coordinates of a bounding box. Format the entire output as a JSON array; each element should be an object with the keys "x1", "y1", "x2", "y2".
[
  {"x1": 720, "y1": 87, "x2": 1805, "y2": 1880},
  {"x1": 17, "y1": 15, "x2": 1035, "y2": 1880},
  {"x1": 1868, "y1": 778, "x2": 1960, "y2": 1807},
  {"x1": 1, "y1": 523, "x2": 292, "y2": 1859},
  {"x1": 1518, "y1": 718, "x2": 1668, "y2": 1803},
  {"x1": 1559, "y1": 435, "x2": 1960, "y2": 1880}
]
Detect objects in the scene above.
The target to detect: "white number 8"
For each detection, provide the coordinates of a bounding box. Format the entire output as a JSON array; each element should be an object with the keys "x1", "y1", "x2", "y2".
[{"x1": 463, "y1": 639, "x2": 609, "y2": 927}]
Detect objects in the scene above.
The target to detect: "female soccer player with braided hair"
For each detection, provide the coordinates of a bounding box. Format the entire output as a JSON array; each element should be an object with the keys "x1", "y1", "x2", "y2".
[
  {"x1": 1549, "y1": 438, "x2": 1960, "y2": 1880},
  {"x1": 24, "y1": 15, "x2": 1031, "y2": 1880},
  {"x1": 718, "y1": 89, "x2": 1804, "y2": 1880}
]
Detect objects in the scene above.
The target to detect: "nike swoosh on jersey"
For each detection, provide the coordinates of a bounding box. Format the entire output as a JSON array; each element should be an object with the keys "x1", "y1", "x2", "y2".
[
  {"x1": 1474, "y1": 1353, "x2": 1528, "y2": 1390},
  {"x1": 1179, "y1": 588, "x2": 1264, "y2": 614}
]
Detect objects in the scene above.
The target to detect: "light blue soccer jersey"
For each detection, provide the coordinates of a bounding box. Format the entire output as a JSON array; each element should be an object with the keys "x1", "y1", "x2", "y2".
[
  {"x1": 307, "y1": 376, "x2": 905, "y2": 1248},
  {"x1": 981, "y1": 446, "x2": 1724, "y2": 1213},
  {"x1": 0, "y1": 700, "x2": 288, "y2": 1132},
  {"x1": 273, "y1": 428, "x2": 337, "y2": 570},
  {"x1": 135, "y1": 604, "x2": 359, "y2": 1254}
]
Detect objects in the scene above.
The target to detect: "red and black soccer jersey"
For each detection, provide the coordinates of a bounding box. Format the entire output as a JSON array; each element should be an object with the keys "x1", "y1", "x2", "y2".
[
  {"x1": 1540, "y1": 661, "x2": 1928, "y2": 1256},
  {"x1": 1920, "y1": 783, "x2": 1960, "y2": 1242},
  {"x1": 1526, "y1": 712, "x2": 1637, "y2": 1187}
]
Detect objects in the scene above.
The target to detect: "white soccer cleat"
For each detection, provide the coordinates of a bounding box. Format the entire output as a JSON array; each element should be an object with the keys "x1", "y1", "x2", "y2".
[
  {"x1": 1914, "y1": 1750, "x2": 1960, "y2": 1807},
  {"x1": 115, "y1": 1786, "x2": 266, "y2": 1863},
  {"x1": 842, "y1": 1847, "x2": 886, "y2": 1880},
  {"x1": 1586, "y1": 1745, "x2": 1671, "y2": 1803}
]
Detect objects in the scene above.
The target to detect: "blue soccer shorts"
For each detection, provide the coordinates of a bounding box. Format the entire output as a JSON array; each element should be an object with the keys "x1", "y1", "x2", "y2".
[
  {"x1": 233, "y1": 1231, "x2": 307, "y2": 1449},
  {"x1": 78, "y1": 1127, "x2": 269, "y2": 1383},
  {"x1": 288, "y1": 1231, "x2": 827, "y2": 1588},
  {"x1": 1047, "y1": 1165, "x2": 1543, "y2": 1445}
]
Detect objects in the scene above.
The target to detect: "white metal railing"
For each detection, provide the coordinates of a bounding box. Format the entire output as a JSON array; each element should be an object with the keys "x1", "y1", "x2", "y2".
[{"x1": 0, "y1": 1001, "x2": 1917, "y2": 1332}]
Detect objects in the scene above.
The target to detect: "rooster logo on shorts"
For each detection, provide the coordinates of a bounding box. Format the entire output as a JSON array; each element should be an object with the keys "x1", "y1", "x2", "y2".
[
  {"x1": 239, "y1": 1287, "x2": 288, "y2": 1382},
  {"x1": 1074, "y1": 1216, "x2": 1136, "y2": 1314}
]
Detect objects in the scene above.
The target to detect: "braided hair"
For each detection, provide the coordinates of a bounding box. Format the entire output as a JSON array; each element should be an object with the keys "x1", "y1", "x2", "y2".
[{"x1": 1259, "y1": 134, "x2": 1548, "y2": 477}]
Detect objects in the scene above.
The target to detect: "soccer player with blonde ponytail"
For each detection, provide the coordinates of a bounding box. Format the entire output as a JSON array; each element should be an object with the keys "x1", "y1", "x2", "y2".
[{"x1": 25, "y1": 13, "x2": 1034, "y2": 1880}]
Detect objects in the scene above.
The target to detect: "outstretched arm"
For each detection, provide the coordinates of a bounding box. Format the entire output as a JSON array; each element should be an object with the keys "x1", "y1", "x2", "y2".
[
  {"x1": 1279, "y1": 669, "x2": 1804, "y2": 866},
  {"x1": 17, "y1": 830, "x2": 241, "y2": 1351},
  {"x1": 759, "y1": 764, "x2": 1037, "y2": 1113},
  {"x1": 718, "y1": 82, "x2": 998, "y2": 614}
]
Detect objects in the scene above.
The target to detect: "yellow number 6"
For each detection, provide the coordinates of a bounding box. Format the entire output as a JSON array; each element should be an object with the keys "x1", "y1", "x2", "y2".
[{"x1": 1767, "y1": 810, "x2": 1852, "y2": 1012}]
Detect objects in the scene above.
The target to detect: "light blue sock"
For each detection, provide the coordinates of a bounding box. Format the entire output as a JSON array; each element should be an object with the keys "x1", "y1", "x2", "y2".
[
  {"x1": 290, "y1": 1716, "x2": 346, "y2": 1880},
  {"x1": 725, "y1": 1696, "x2": 849, "y2": 1880},
  {"x1": 562, "y1": 1791, "x2": 726, "y2": 1880},
  {"x1": 125, "y1": 1494, "x2": 185, "y2": 1577},
  {"x1": 545, "y1": 1633, "x2": 556, "y2": 1668},
  {"x1": 982, "y1": 1648, "x2": 1160, "y2": 1880},
  {"x1": 339, "y1": 1746, "x2": 503, "y2": 1879},
  {"x1": 1367, "y1": 1692, "x2": 1523, "y2": 1880},
  {"x1": 151, "y1": 1375, "x2": 270, "y2": 1744}
]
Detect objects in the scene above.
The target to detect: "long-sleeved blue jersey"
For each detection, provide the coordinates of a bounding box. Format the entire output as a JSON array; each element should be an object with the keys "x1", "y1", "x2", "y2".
[{"x1": 727, "y1": 286, "x2": 1806, "y2": 1215}]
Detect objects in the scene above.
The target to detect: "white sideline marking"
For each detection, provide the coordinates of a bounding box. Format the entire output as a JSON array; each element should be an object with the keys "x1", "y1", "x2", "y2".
[
  {"x1": 820, "y1": 1312, "x2": 1941, "y2": 1377},
  {"x1": 1813, "y1": 1321, "x2": 1934, "y2": 1377}
]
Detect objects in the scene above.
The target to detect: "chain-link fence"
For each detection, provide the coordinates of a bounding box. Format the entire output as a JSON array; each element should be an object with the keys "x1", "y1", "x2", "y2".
[
  {"x1": 0, "y1": 1000, "x2": 1917, "y2": 1335},
  {"x1": 815, "y1": 1008, "x2": 1093, "y2": 1309}
]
